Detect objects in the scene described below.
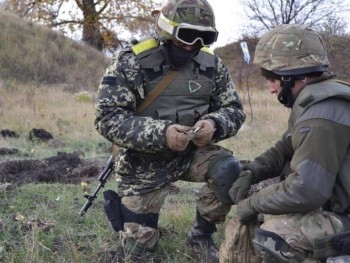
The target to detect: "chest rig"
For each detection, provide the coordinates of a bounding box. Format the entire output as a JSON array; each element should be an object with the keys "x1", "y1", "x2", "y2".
[{"x1": 132, "y1": 38, "x2": 216, "y2": 126}]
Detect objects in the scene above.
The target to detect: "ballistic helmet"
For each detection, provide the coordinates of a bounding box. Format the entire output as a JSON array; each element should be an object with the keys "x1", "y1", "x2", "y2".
[
  {"x1": 153, "y1": 0, "x2": 218, "y2": 46},
  {"x1": 253, "y1": 24, "x2": 329, "y2": 77}
]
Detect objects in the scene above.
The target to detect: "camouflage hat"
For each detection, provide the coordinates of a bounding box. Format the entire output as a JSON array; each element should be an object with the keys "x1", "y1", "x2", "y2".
[
  {"x1": 253, "y1": 24, "x2": 329, "y2": 75},
  {"x1": 161, "y1": 0, "x2": 215, "y2": 27},
  {"x1": 154, "y1": 0, "x2": 218, "y2": 45}
]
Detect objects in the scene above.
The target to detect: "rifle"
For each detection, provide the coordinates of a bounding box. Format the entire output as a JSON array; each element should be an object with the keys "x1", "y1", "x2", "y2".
[{"x1": 79, "y1": 155, "x2": 115, "y2": 216}]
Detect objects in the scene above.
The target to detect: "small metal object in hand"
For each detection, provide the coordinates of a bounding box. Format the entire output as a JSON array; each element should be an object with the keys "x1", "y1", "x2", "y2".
[
  {"x1": 185, "y1": 126, "x2": 201, "y2": 135},
  {"x1": 184, "y1": 126, "x2": 201, "y2": 140}
]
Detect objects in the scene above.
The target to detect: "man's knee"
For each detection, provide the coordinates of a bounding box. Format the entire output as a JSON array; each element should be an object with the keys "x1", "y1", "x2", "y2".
[{"x1": 206, "y1": 151, "x2": 241, "y2": 204}]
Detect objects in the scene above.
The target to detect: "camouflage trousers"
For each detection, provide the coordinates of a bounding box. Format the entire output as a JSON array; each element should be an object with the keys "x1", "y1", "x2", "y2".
[
  {"x1": 120, "y1": 144, "x2": 232, "y2": 252},
  {"x1": 260, "y1": 210, "x2": 349, "y2": 262},
  {"x1": 220, "y1": 209, "x2": 350, "y2": 263}
]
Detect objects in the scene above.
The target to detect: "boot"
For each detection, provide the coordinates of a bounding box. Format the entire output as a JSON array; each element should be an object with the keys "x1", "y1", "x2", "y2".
[{"x1": 187, "y1": 209, "x2": 219, "y2": 263}]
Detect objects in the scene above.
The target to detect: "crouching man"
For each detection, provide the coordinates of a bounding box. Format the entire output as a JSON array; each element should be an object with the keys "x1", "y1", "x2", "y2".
[{"x1": 220, "y1": 24, "x2": 350, "y2": 263}]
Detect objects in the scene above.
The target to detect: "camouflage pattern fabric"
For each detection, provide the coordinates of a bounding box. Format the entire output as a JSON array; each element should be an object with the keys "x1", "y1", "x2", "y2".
[
  {"x1": 247, "y1": 176, "x2": 281, "y2": 196},
  {"x1": 220, "y1": 178, "x2": 350, "y2": 262},
  {"x1": 121, "y1": 144, "x2": 234, "y2": 250},
  {"x1": 161, "y1": 0, "x2": 215, "y2": 27},
  {"x1": 219, "y1": 217, "x2": 262, "y2": 263},
  {"x1": 121, "y1": 187, "x2": 166, "y2": 252},
  {"x1": 253, "y1": 24, "x2": 329, "y2": 72},
  {"x1": 219, "y1": 177, "x2": 279, "y2": 263},
  {"x1": 260, "y1": 210, "x2": 349, "y2": 262},
  {"x1": 95, "y1": 46, "x2": 245, "y2": 197}
]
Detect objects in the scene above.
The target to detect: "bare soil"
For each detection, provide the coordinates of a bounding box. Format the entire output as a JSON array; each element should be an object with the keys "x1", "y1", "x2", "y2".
[{"x1": 0, "y1": 150, "x2": 105, "y2": 186}]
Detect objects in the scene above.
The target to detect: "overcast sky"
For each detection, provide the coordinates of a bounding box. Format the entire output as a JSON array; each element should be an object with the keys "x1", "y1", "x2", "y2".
[
  {"x1": 209, "y1": 0, "x2": 247, "y2": 48},
  {"x1": 59, "y1": 0, "x2": 350, "y2": 50}
]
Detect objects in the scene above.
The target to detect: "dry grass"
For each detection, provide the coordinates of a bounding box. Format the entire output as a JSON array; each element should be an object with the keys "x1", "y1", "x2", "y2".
[
  {"x1": 219, "y1": 87, "x2": 289, "y2": 160},
  {"x1": 0, "y1": 80, "x2": 289, "y2": 161},
  {"x1": 0, "y1": 10, "x2": 109, "y2": 91},
  {"x1": 0, "y1": 84, "x2": 98, "y2": 141}
]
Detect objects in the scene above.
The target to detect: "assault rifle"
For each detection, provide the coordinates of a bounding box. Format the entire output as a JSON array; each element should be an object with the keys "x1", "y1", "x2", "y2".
[{"x1": 79, "y1": 155, "x2": 115, "y2": 216}]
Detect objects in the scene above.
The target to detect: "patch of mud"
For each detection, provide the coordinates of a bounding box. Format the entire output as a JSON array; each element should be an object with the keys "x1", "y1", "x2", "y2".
[{"x1": 0, "y1": 151, "x2": 104, "y2": 185}]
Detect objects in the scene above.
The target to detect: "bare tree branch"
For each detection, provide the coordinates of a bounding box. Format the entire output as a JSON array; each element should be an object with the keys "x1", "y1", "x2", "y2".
[
  {"x1": 241, "y1": 0, "x2": 348, "y2": 35},
  {"x1": 2, "y1": 0, "x2": 159, "y2": 51}
]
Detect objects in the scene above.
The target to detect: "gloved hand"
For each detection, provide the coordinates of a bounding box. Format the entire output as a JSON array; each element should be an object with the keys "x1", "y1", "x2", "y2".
[
  {"x1": 165, "y1": 124, "x2": 193, "y2": 151},
  {"x1": 192, "y1": 119, "x2": 216, "y2": 146},
  {"x1": 229, "y1": 170, "x2": 253, "y2": 204},
  {"x1": 234, "y1": 197, "x2": 258, "y2": 225}
]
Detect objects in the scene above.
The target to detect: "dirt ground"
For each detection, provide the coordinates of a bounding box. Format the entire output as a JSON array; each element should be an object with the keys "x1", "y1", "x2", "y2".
[
  {"x1": 0, "y1": 128, "x2": 107, "y2": 187},
  {"x1": 0, "y1": 150, "x2": 105, "y2": 186}
]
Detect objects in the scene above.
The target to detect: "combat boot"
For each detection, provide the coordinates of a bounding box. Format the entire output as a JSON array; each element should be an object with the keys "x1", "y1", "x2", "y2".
[{"x1": 187, "y1": 209, "x2": 219, "y2": 263}]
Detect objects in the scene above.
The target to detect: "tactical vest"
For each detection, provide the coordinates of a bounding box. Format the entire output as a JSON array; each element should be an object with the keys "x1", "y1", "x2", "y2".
[
  {"x1": 289, "y1": 79, "x2": 350, "y2": 213},
  {"x1": 131, "y1": 38, "x2": 216, "y2": 126}
]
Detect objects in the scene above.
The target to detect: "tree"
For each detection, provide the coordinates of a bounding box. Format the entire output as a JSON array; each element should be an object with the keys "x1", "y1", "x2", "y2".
[
  {"x1": 1, "y1": 0, "x2": 160, "y2": 52},
  {"x1": 241, "y1": 0, "x2": 348, "y2": 35}
]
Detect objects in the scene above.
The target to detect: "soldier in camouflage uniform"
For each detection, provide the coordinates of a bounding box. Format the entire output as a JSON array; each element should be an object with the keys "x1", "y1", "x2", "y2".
[
  {"x1": 220, "y1": 24, "x2": 350, "y2": 262},
  {"x1": 94, "y1": 0, "x2": 246, "y2": 261}
]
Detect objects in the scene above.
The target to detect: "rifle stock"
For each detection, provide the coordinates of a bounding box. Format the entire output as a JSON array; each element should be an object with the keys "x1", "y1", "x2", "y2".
[{"x1": 79, "y1": 155, "x2": 115, "y2": 216}]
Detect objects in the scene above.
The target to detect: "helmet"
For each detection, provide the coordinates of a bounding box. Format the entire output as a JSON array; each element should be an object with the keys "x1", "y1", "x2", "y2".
[
  {"x1": 253, "y1": 24, "x2": 329, "y2": 76},
  {"x1": 153, "y1": 0, "x2": 218, "y2": 46}
]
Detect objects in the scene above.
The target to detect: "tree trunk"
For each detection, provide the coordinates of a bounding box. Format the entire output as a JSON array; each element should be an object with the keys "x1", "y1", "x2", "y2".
[{"x1": 82, "y1": 0, "x2": 103, "y2": 51}]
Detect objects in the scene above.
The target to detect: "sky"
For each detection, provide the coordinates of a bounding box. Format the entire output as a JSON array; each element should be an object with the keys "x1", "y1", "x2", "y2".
[
  {"x1": 61, "y1": 0, "x2": 350, "y2": 50},
  {"x1": 208, "y1": 0, "x2": 247, "y2": 48}
]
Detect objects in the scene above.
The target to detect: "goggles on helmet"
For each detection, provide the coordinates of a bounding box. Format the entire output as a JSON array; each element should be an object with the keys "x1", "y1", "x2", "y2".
[{"x1": 158, "y1": 13, "x2": 218, "y2": 46}]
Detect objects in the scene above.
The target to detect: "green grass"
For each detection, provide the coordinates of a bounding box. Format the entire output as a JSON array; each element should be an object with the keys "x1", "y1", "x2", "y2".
[{"x1": 0, "y1": 180, "x2": 225, "y2": 263}]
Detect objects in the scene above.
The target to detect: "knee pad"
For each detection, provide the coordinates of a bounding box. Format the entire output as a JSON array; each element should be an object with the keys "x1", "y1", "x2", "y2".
[
  {"x1": 252, "y1": 228, "x2": 307, "y2": 263},
  {"x1": 207, "y1": 151, "x2": 241, "y2": 204},
  {"x1": 103, "y1": 190, "x2": 159, "y2": 232}
]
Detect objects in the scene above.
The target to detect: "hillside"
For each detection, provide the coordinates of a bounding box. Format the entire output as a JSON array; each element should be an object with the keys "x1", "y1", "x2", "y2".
[
  {"x1": 1, "y1": 9, "x2": 350, "y2": 91},
  {"x1": 0, "y1": 10, "x2": 109, "y2": 92}
]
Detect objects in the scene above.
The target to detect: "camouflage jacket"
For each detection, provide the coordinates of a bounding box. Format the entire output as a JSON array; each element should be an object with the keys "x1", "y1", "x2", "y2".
[
  {"x1": 95, "y1": 39, "x2": 246, "y2": 196},
  {"x1": 246, "y1": 72, "x2": 350, "y2": 214}
]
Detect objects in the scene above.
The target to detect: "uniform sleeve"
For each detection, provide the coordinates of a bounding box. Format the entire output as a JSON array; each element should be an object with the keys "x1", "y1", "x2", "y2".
[
  {"x1": 94, "y1": 51, "x2": 172, "y2": 152},
  {"x1": 202, "y1": 56, "x2": 246, "y2": 141},
  {"x1": 245, "y1": 130, "x2": 294, "y2": 183},
  {"x1": 250, "y1": 99, "x2": 350, "y2": 214}
]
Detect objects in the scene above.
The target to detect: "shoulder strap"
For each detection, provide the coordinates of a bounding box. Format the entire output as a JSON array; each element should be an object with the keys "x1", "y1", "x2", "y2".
[
  {"x1": 110, "y1": 69, "x2": 178, "y2": 154},
  {"x1": 136, "y1": 70, "x2": 179, "y2": 113}
]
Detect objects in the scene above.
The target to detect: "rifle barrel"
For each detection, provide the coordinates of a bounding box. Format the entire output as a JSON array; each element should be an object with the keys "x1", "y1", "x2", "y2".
[{"x1": 79, "y1": 155, "x2": 115, "y2": 216}]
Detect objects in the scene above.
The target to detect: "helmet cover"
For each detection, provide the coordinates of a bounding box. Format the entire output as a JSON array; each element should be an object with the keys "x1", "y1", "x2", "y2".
[{"x1": 253, "y1": 24, "x2": 329, "y2": 75}]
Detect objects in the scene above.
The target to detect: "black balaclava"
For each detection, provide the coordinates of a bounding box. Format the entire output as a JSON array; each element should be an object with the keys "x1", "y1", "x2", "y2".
[
  {"x1": 164, "y1": 41, "x2": 201, "y2": 69},
  {"x1": 278, "y1": 77, "x2": 296, "y2": 108},
  {"x1": 261, "y1": 68, "x2": 296, "y2": 108}
]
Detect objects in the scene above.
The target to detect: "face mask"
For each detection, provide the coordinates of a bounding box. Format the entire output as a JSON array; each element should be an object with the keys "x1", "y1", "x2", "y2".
[
  {"x1": 164, "y1": 41, "x2": 200, "y2": 69},
  {"x1": 278, "y1": 77, "x2": 296, "y2": 108}
]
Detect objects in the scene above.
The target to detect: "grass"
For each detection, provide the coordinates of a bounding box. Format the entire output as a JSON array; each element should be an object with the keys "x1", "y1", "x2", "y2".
[{"x1": 0, "y1": 82, "x2": 289, "y2": 262}]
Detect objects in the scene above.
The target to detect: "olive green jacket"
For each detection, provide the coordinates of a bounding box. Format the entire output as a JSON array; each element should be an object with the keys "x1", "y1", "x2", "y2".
[{"x1": 247, "y1": 73, "x2": 350, "y2": 214}]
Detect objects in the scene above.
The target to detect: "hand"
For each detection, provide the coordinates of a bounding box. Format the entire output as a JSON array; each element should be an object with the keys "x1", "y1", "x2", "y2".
[
  {"x1": 192, "y1": 119, "x2": 216, "y2": 146},
  {"x1": 229, "y1": 170, "x2": 253, "y2": 204},
  {"x1": 165, "y1": 124, "x2": 193, "y2": 151},
  {"x1": 234, "y1": 198, "x2": 258, "y2": 225}
]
